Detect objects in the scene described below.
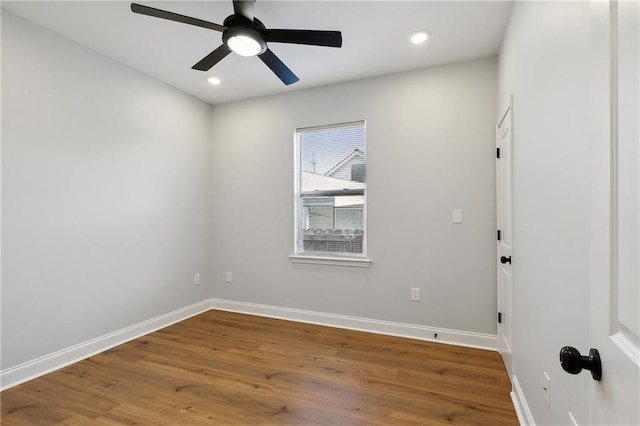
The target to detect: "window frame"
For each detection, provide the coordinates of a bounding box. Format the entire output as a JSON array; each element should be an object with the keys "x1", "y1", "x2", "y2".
[{"x1": 291, "y1": 121, "x2": 371, "y2": 267}]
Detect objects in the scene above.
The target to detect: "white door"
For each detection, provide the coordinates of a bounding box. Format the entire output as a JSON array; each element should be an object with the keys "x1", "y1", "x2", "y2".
[
  {"x1": 583, "y1": 1, "x2": 640, "y2": 424},
  {"x1": 497, "y1": 96, "x2": 514, "y2": 381}
]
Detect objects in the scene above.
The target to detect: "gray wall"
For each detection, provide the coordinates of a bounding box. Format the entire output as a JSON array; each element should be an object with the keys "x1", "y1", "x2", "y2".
[
  {"x1": 498, "y1": 2, "x2": 591, "y2": 424},
  {"x1": 2, "y1": 9, "x2": 499, "y2": 375},
  {"x1": 1, "y1": 12, "x2": 214, "y2": 369},
  {"x1": 210, "y1": 57, "x2": 498, "y2": 334}
]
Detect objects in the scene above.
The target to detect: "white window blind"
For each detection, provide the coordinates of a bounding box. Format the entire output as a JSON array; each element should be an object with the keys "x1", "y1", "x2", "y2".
[{"x1": 294, "y1": 121, "x2": 366, "y2": 257}]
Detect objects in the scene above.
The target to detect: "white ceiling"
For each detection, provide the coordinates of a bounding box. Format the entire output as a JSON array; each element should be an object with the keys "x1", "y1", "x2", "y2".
[{"x1": 2, "y1": 1, "x2": 512, "y2": 105}]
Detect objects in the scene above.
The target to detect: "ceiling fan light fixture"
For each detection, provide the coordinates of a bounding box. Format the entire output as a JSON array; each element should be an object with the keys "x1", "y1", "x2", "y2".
[
  {"x1": 228, "y1": 35, "x2": 262, "y2": 56},
  {"x1": 223, "y1": 26, "x2": 267, "y2": 57},
  {"x1": 410, "y1": 31, "x2": 430, "y2": 44},
  {"x1": 131, "y1": 1, "x2": 342, "y2": 85}
]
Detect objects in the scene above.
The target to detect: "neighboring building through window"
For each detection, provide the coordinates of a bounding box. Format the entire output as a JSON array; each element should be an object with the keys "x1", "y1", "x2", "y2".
[{"x1": 294, "y1": 121, "x2": 366, "y2": 257}]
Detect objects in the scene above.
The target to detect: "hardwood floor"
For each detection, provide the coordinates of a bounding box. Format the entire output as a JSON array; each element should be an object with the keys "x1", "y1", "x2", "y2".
[{"x1": 1, "y1": 311, "x2": 518, "y2": 425}]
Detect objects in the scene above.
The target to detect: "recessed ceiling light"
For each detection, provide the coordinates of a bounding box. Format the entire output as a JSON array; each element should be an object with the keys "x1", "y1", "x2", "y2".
[
  {"x1": 410, "y1": 31, "x2": 430, "y2": 45},
  {"x1": 207, "y1": 76, "x2": 221, "y2": 85}
]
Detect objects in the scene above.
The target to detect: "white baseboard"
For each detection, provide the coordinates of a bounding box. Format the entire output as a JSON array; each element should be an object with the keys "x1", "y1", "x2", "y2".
[
  {"x1": 210, "y1": 298, "x2": 498, "y2": 351},
  {"x1": 511, "y1": 374, "x2": 535, "y2": 426},
  {"x1": 0, "y1": 300, "x2": 211, "y2": 391},
  {"x1": 1, "y1": 298, "x2": 498, "y2": 391}
]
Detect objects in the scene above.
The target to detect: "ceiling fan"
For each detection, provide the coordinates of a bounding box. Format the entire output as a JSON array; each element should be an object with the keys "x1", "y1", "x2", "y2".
[{"x1": 131, "y1": 1, "x2": 343, "y2": 85}]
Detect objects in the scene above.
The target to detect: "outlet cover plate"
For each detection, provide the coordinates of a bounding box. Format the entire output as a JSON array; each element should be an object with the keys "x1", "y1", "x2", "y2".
[
  {"x1": 452, "y1": 209, "x2": 463, "y2": 224},
  {"x1": 411, "y1": 288, "x2": 420, "y2": 301}
]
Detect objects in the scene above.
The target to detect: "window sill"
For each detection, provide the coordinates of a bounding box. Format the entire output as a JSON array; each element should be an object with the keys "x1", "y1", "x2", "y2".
[{"x1": 289, "y1": 254, "x2": 372, "y2": 268}]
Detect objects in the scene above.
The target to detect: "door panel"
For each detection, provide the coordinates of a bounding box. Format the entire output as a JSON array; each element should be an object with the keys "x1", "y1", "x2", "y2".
[
  {"x1": 615, "y1": 0, "x2": 640, "y2": 345},
  {"x1": 497, "y1": 98, "x2": 514, "y2": 380},
  {"x1": 588, "y1": 1, "x2": 639, "y2": 424}
]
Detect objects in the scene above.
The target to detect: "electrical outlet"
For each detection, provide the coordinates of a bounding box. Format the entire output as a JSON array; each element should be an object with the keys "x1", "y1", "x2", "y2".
[
  {"x1": 226, "y1": 272, "x2": 232, "y2": 283},
  {"x1": 543, "y1": 372, "x2": 551, "y2": 407},
  {"x1": 452, "y1": 209, "x2": 463, "y2": 224},
  {"x1": 411, "y1": 288, "x2": 420, "y2": 301},
  {"x1": 194, "y1": 273, "x2": 201, "y2": 286}
]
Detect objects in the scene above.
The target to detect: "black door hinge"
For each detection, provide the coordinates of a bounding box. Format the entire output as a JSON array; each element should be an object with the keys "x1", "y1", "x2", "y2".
[
  {"x1": 497, "y1": 147, "x2": 501, "y2": 158},
  {"x1": 498, "y1": 312, "x2": 503, "y2": 324},
  {"x1": 497, "y1": 230, "x2": 502, "y2": 241}
]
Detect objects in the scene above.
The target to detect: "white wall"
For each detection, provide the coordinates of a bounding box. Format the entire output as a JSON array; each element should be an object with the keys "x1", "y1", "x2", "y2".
[
  {"x1": 1, "y1": 12, "x2": 213, "y2": 370},
  {"x1": 498, "y1": 2, "x2": 591, "y2": 424},
  {"x1": 210, "y1": 57, "x2": 498, "y2": 335}
]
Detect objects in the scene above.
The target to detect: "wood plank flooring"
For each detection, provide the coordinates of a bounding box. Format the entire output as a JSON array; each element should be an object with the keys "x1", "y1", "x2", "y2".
[{"x1": 1, "y1": 310, "x2": 518, "y2": 425}]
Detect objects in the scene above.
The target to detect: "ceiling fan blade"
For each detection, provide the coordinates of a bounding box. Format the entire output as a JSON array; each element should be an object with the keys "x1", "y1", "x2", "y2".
[
  {"x1": 264, "y1": 29, "x2": 342, "y2": 48},
  {"x1": 259, "y1": 48, "x2": 299, "y2": 85},
  {"x1": 192, "y1": 45, "x2": 232, "y2": 71},
  {"x1": 233, "y1": 0, "x2": 255, "y2": 22},
  {"x1": 131, "y1": 3, "x2": 225, "y2": 32}
]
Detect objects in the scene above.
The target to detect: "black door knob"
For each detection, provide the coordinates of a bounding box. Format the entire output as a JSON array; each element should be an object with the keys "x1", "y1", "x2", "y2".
[
  {"x1": 500, "y1": 256, "x2": 511, "y2": 264},
  {"x1": 559, "y1": 346, "x2": 602, "y2": 381}
]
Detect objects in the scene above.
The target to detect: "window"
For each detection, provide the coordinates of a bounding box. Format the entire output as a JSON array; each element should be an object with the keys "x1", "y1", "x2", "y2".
[{"x1": 293, "y1": 121, "x2": 367, "y2": 263}]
